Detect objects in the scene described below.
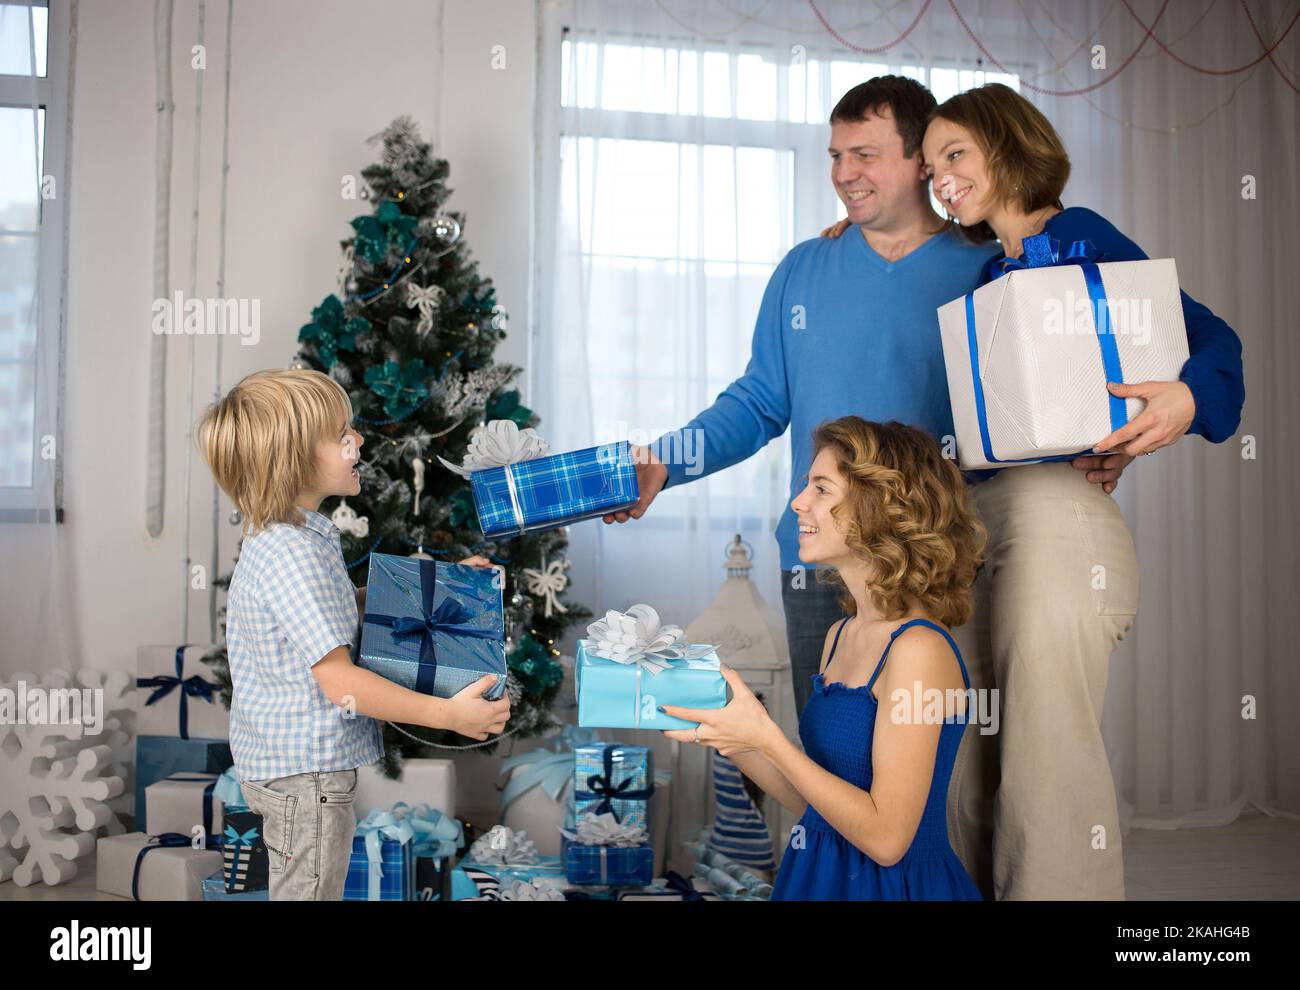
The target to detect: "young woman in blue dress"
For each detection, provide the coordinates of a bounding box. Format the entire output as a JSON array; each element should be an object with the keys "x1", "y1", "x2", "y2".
[{"x1": 663, "y1": 416, "x2": 986, "y2": 900}]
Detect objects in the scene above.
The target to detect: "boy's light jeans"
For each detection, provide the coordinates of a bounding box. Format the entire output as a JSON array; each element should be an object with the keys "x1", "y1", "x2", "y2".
[
  {"x1": 948, "y1": 461, "x2": 1139, "y2": 901},
  {"x1": 241, "y1": 768, "x2": 359, "y2": 900}
]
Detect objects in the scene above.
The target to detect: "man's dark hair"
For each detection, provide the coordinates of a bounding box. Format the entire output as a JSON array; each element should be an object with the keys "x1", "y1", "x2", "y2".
[{"x1": 829, "y1": 75, "x2": 937, "y2": 159}]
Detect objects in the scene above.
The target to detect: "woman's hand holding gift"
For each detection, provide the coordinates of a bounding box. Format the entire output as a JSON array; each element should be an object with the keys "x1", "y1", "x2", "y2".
[{"x1": 661, "y1": 666, "x2": 781, "y2": 758}]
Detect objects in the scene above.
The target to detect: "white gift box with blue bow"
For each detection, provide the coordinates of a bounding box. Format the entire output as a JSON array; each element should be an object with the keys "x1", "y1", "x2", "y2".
[{"x1": 937, "y1": 235, "x2": 1190, "y2": 471}]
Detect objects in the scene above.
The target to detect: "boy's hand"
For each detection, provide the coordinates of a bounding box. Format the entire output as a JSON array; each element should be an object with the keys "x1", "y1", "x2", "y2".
[
  {"x1": 458, "y1": 554, "x2": 506, "y2": 591},
  {"x1": 443, "y1": 674, "x2": 510, "y2": 740}
]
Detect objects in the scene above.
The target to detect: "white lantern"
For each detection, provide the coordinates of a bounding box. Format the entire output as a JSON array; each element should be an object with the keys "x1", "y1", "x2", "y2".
[{"x1": 666, "y1": 536, "x2": 794, "y2": 874}]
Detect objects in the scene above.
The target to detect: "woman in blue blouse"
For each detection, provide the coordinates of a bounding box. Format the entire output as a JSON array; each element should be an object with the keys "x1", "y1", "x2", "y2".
[{"x1": 826, "y1": 83, "x2": 1244, "y2": 899}]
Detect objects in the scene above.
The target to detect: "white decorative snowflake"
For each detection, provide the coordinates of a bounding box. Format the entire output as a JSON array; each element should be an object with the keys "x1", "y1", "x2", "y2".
[{"x1": 0, "y1": 670, "x2": 129, "y2": 886}]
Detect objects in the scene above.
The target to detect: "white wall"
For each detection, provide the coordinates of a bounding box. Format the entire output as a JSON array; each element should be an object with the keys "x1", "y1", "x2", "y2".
[{"x1": 2, "y1": 0, "x2": 542, "y2": 820}]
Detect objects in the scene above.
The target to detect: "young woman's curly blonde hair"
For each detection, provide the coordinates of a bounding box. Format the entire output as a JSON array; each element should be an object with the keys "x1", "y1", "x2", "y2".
[{"x1": 812, "y1": 417, "x2": 987, "y2": 628}]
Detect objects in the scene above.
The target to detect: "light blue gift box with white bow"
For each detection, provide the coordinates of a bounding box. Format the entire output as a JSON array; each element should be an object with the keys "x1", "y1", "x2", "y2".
[{"x1": 576, "y1": 640, "x2": 727, "y2": 731}]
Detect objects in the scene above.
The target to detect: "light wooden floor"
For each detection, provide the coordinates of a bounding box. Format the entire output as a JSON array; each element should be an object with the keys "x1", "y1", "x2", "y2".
[{"x1": 3, "y1": 812, "x2": 1297, "y2": 900}]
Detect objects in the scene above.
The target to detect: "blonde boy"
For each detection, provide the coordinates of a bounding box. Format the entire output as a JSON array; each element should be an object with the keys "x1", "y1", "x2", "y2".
[{"x1": 196, "y1": 369, "x2": 509, "y2": 900}]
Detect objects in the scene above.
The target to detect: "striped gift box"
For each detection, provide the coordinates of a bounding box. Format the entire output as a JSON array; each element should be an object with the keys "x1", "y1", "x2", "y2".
[
  {"x1": 220, "y1": 810, "x2": 268, "y2": 893},
  {"x1": 469, "y1": 441, "x2": 639, "y2": 538},
  {"x1": 708, "y1": 753, "x2": 776, "y2": 872}
]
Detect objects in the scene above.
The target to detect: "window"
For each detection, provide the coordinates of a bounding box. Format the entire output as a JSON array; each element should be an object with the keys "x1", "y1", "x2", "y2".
[
  {"x1": 552, "y1": 33, "x2": 1019, "y2": 518},
  {"x1": 0, "y1": 0, "x2": 67, "y2": 520}
]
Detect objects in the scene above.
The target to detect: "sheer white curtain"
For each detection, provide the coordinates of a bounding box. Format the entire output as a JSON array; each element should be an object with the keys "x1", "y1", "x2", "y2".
[
  {"x1": 535, "y1": 0, "x2": 1299, "y2": 831},
  {"x1": 0, "y1": 0, "x2": 75, "y2": 680}
]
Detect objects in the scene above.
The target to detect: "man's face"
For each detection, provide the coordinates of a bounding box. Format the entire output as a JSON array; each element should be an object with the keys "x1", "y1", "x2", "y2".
[{"x1": 828, "y1": 108, "x2": 927, "y2": 229}]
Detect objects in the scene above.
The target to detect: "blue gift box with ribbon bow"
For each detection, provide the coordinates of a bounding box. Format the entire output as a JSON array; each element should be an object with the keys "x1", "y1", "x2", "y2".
[
  {"x1": 343, "y1": 809, "x2": 418, "y2": 901},
  {"x1": 470, "y1": 440, "x2": 639, "y2": 538},
  {"x1": 937, "y1": 234, "x2": 1190, "y2": 470},
  {"x1": 576, "y1": 640, "x2": 727, "y2": 731},
  {"x1": 572, "y1": 743, "x2": 654, "y2": 831},
  {"x1": 357, "y1": 554, "x2": 506, "y2": 701}
]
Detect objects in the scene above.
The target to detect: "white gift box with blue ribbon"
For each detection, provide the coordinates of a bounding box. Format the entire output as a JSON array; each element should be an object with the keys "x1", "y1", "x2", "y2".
[{"x1": 937, "y1": 235, "x2": 1190, "y2": 470}]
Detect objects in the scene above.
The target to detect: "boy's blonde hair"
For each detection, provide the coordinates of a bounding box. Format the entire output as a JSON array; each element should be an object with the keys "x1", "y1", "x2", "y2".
[
  {"x1": 811, "y1": 417, "x2": 987, "y2": 628},
  {"x1": 196, "y1": 369, "x2": 352, "y2": 535}
]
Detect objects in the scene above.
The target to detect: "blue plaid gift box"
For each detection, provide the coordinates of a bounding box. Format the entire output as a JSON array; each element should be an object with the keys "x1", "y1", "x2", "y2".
[
  {"x1": 343, "y1": 810, "x2": 417, "y2": 901},
  {"x1": 573, "y1": 743, "x2": 653, "y2": 831},
  {"x1": 357, "y1": 554, "x2": 506, "y2": 701},
  {"x1": 561, "y1": 836, "x2": 654, "y2": 887},
  {"x1": 469, "y1": 440, "x2": 639, "y2": 538}
]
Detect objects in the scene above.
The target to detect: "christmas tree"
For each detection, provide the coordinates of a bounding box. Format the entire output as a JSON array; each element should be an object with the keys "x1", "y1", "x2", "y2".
[{"x1": 205, "y1": 117, "x2": 588, "y2": 774}]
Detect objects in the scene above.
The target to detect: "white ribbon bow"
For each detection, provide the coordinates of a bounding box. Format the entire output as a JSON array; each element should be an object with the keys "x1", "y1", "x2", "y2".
[
  {"x1": 436, "y1": 419, "x2": 550, "y2": 479},
  {"x1": 522, "y1": 555, "x2": 569, "y2": 619},
  {"x1": 468, "y1": 824, "x2": 540, "y2": 867},
  {"x1": 558, "y1": 812, "x2": 648, "y2": 848},
  {"x1": 585, "y1": 605, "x2": 715, "y2": 674},
  {"x1": 496, "y1": 878, "x2": 566, "y2": 901},
  {"x1": 405, "y1": 281, "x2": 445, "y2": 336}
]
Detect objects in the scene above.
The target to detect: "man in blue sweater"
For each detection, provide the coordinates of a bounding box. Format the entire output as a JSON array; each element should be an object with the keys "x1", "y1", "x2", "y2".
[{"x1": 602, "y1": 76, "x2": 1130, "y2": 718}]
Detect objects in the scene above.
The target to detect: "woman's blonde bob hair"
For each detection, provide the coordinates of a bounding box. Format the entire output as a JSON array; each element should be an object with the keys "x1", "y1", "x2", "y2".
[
  {"x1": 812, "y1": 417, "x2": 987, "y2": 628},
  {"x1": 196, "y1": 368, "x2": 352, "y2": 535}
]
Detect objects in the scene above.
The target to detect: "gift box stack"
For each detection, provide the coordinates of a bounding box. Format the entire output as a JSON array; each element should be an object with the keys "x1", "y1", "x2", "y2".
[
  {"x1": 937, "y1": 233, "x2": 1191, "y2": 469},
  {"x1": 97, "y1": 645, "x2": 235, "y2": 900},
  {"x1": 132, "y1": 644, "x2": 233, "y2": 833},
  {"x1": 560, "y1": 742, "x2": 658, "y2": 889}
]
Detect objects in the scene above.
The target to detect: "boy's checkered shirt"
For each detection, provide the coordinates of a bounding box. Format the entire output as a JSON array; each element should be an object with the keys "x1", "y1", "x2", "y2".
[{"x1": 226, "y1": 507, "x2": 383, "y2": 781}]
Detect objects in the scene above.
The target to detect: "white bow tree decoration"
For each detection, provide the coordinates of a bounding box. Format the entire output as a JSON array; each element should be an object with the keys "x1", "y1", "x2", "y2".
[
  {"x1": 522, "y1": 555, "x2": 569, "y2": 618},
  {"x1": 336, "y1": 243, "x2": 355, "y2": 296},
  {"x1": 405, "y1": 281, "x2": 445, "y2": 336},
  {"x1": 436, "y1": 419, "x2": 549, "y2": 479},
  {"x1": 410, "y1": 456, "x2": 425, "y2": 518},
  {"x1": 331, "y1": 500, "x2": 369, "y2": 538}
]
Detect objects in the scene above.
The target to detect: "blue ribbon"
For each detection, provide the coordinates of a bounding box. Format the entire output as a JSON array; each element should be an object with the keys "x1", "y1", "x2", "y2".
[
  {"x1": 136, "y1": 645, "x2": 219, "y2": 740},
  {"x1": 966, "y1": 233, "x2": 1126, "y2": 464},
  {"x1": 498, "y1": 725, "x2": 602, "y2": 811},
  {"x1": 355, "y1": 810, "x2": 415, "y2": 901},
  {"x1": 166, "y1": 774, "x2": 218, "y2": 837},
  {"x1": 389, "y1": 802, "x2": 464, "y2": 860},
  {"x1": 662, "y1": 870, "x2": 705, "y2": 901},
  {"x1": 573, "y1": 745, "x2": 653, "y2": 823},
  {"x1": 222, "y1": 824, "x2": 260, "y2": 889},
  {"x1": 131, "y1": 831, "x2": 216, "y2": 901},
  {"x1": 364, "y1": 558, "x2": 500, "y2": 694}
]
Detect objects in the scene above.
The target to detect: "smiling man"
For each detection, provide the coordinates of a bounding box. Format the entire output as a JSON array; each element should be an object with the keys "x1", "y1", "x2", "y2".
[{"x1": 604, "y1": 76, "x2": 999, "y2": 708}]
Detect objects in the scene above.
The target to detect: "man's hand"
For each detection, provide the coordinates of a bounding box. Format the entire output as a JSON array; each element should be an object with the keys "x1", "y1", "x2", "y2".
[
  {"x1": 1070, "y1": 451, "x2": 1135, "y2": 495},
  {"x1": 602, "y1": 444, "x2": 668, "y2": 524}
]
